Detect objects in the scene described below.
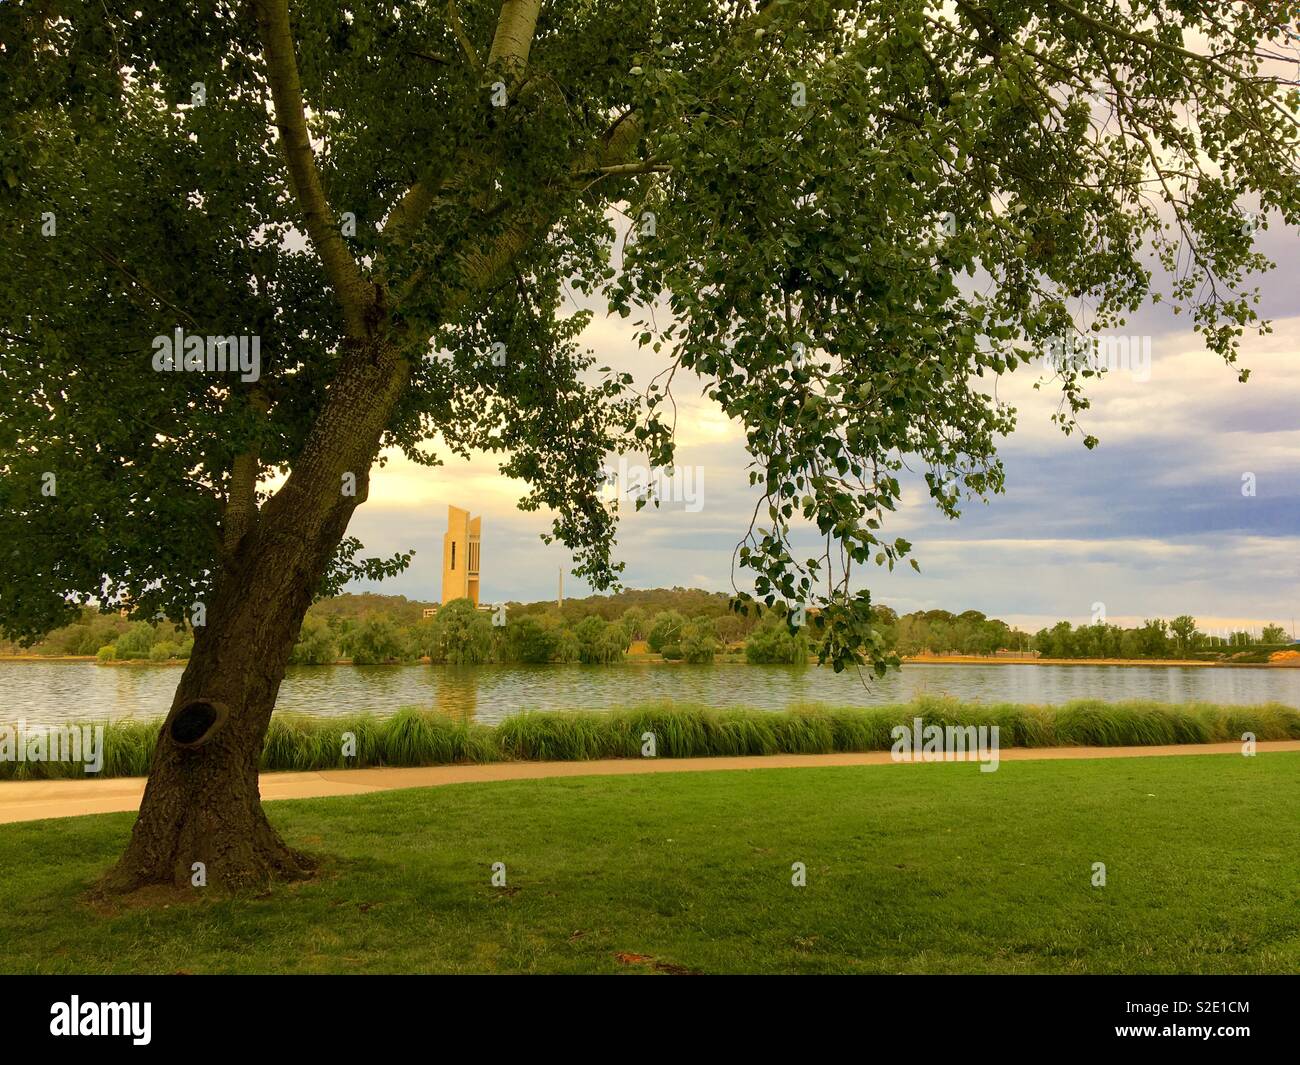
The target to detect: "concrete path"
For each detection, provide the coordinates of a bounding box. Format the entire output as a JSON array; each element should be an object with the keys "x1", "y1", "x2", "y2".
[{"x1": 1, "y1": 740, "x2": 1297, "y2": 825}]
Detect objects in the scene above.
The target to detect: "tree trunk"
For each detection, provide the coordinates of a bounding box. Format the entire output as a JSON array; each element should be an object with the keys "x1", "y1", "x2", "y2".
[{"x1": 103, "y1": 339, "x2": 408, "y2": 894}]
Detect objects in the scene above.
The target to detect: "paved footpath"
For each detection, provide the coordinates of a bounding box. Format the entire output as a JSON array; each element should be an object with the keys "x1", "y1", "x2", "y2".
[{"x1": 1, "y1": 740, "x2": 1297, "y2": 825}]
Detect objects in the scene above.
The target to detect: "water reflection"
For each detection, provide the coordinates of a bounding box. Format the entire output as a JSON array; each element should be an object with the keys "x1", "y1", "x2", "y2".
[
  {"x1": 1, "y1": 660, "x2": 1297, "y2": 725},
  {"x1": 434, "y1": 667, "x2": 479, "y2": 722}
]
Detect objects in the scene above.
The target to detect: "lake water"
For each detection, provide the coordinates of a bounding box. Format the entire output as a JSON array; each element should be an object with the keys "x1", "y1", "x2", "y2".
[{"x1": 2, "y1": 660, "x2": 1298, "y2": 725}]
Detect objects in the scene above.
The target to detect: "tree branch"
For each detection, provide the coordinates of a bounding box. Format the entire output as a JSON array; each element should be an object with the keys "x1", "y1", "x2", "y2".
[
  {"x1": 447, "y1": 0, "x2": 481, "y2": 75},
  {"x1": 222, "y1": 388, "x2": 270, "y2": 557},
  {"x1": 401, "y1": 1, "x2": 776, "y2": 311},
  {"x1": 253, "y1": 0, "x2": 376, "y2": 340},
  {"x1": 485, "y1": 0, "x2": 542, "y2": 85},
  {"x1": 86, "y1": 241, "x2": 200, "y2": 328},
  {"x1": 382, "y1": 2, "x2": 545, "y2": 249},
  {"x1": 1044, "y1": 0, "x2": 1297, "y2": 127},
  {"x1": 592, "y1": 160, "x2": 670, "y2": 177}
]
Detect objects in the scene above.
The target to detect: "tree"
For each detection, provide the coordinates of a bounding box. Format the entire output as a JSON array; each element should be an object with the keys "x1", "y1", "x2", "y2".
[
  {"x1": 2, "y1": 1, "x2": 1296, "y2": 891},
  {"x1": 344, "y1": 614, "x2": 411, "y2": 665},
  {"x1": 1049, "y1": 621, "x2": 1076, "y2": 659},
  {"x1": 429, "y1": 598, "x2": 494, "y2": 664},
  {"x1": 712, "y1": 613, "x2": 747, "y2": 647},
  {"x1": 1136, "y1": 619, "x2": 1170, "y2": 658},
  {"x1": 679, "y1": 616, "x2": 721, "y2": 664},
  {"x1": 500, "y1": 615, "x2": 557, "y2": 664},
  {"x1": 58, "y1": 613, "x2": 127, "y2": 656},
  {"x1": 1261, "y1": 624, "x2": 1289, "y2": 645},
  {"x1": 550, "y1": 624, "x2": 581, "y2": 664},
  {"x1": 744, "y1": 614, "x2": 810, "y2": 665},
  {"x1": 1119, "y1": 628, "x2": 1144, "y2": 659},
  {"x1": 1169, "y1": 615, "x2": 1199, "y2": 657},
  {"x1": 289, "y1": 616, "x2": 338, "y2": 665},
  {"x1": 573, "y1": 615, "x2": 625, "y2": 664},
  {"x1": 113, "y1": 622, "x2": 159, "y2": 662},
  {"x1": 647, "y1": 610, "x2": 687, "y2": 656},
  {"x1": 619, "y1": 606, "x2": 649, "y2": 641}
]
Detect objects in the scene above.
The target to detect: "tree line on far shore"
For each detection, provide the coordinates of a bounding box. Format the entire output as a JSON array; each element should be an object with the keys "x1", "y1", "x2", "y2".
[
  {"x1": 290, "y1": 599, "x2": 811, "y2": 666},
  {"x1": 1, "y1": 592, "x2": 1293, "y2": 666},
  {"x1": 878, "y1": 609, "x2": 1294, "y2": 662}
]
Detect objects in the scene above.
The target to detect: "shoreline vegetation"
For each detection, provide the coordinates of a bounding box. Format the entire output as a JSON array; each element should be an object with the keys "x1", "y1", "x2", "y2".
[
  {"x1": 4, "y1": 652, "x2": 1300, "y2": 669},
  {"x1": 5, "y1": 590, "x2": 1297, "y2": 671},
  {"x1": 3, "y1": 698, "x2": 1297, "y2": 781}
]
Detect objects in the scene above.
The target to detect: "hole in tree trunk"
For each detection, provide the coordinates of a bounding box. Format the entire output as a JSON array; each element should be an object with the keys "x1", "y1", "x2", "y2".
[{"x1": 168, "y1": 700, "x2": 228, "y2": 749}]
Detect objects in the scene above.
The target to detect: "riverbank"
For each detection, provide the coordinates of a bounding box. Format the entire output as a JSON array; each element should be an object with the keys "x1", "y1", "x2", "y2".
[
  {"x1": 3, "y1": 697, "x2": 1297, "y2": 781},
  {"x1": 902, "y1": 654, "x2": 1300, "y2": 668},
  {"x1": 4, "y1": 737, "x2": 1299, "y2": 824},
  {"x1": 5, "y1": 651, "x2": 1298, "y2": 668}
]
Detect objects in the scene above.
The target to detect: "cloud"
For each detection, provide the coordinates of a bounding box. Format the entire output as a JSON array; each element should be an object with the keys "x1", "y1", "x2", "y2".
[{"x1": 342, "y1": 291, "x2": 1299, "y2": 630}]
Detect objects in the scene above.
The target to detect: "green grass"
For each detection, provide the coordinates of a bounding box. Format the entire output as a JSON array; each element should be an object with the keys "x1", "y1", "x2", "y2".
[
  {"x1": 3, "y1": 697, "x2": 1297, "y2": 780},
  {"x1": 1, "y1": 752, "x2": 1298, "y2": 973}
]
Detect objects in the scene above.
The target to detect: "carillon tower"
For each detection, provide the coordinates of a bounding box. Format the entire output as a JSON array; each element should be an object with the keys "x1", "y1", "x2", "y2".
[{"x1": 441, "y1": 505, "x2": 481, "y2": 606}]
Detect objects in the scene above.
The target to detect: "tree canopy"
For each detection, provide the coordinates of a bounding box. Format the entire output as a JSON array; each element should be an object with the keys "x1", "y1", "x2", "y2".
[{"x1": 3, "y1": 0, "x2": 1297, "y2": 677}]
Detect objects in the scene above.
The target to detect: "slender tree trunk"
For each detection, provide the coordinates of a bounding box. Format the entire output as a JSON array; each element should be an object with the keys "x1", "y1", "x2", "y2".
[{"x1": 103, "y1": 338, "x2": 408, "y2": 893}]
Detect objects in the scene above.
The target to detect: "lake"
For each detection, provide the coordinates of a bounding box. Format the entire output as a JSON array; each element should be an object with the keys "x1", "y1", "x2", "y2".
[{"x1": 2, "y1": 660, "x2": 1298, "y2": 725}]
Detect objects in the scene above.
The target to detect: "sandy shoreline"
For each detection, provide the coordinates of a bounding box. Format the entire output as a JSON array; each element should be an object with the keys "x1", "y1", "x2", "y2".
[
  {"x1": 902, "y1": 655, "x2": 1300, "y2": 669},
  {"x1": 2, "y1": 654, "x2": 1295, "y2": 669}
]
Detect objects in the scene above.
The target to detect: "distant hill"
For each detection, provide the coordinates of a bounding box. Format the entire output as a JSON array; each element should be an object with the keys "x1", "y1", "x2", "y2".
[
  {"x1": 510, "y1": 586, "x2": 735, "y2": 621},
  {"x1": 306, "y1": 592, "x2": 437, "y2": 626},
  {"x1": 306, "y1": 587, "x2": 737, "y2": 624}
]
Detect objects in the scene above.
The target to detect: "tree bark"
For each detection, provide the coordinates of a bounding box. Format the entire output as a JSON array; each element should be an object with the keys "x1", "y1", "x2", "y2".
[{"x1": 103, "y1": 340, "x2": 408, "y2": 893}]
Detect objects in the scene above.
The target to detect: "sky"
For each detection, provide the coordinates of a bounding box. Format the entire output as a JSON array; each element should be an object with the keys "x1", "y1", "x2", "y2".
[
  {"x1": 340, "y1": 205, "x2": 1299, "y2": 637},
  {"x1": 291, "y1": 16, "x2": 1300, "y2": 639}
]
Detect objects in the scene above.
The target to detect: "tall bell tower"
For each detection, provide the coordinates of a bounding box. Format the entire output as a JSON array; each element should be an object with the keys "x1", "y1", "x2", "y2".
[{"x1": 441, "y1": 505, "x2": 481, "y2": 606}]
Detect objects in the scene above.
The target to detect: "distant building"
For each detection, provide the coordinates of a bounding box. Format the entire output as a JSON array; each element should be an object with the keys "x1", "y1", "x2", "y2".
[
  {"x1": 441, "y1": 505, "x2": 481, "y2": 607},
  {"x1": 421, "y1": 607, "x2": 438, "y2": 620}
]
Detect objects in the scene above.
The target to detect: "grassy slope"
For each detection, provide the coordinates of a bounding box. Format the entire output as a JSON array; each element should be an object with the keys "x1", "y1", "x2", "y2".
[{"x1": 2, "y1": 752, "x2": 1298, "y2": 974}]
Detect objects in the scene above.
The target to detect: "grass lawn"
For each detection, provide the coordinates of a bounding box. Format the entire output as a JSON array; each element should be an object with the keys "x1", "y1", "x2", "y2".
[{"x1": 1, "y1": 753, "x2": 1298, "y2": 974}]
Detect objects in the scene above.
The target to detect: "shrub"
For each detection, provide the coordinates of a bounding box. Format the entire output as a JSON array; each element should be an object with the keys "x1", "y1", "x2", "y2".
[{"x1": 744, "y1": 615, "x2": 810, "y2": 664}]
